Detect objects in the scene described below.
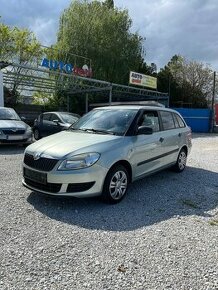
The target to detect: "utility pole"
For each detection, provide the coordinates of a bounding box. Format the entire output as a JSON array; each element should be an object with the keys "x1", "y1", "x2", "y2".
[
  {"x1": 109, "y1": 85, "x2": 112, "y2": 105},
  {"x1": 85, "y1": 93, "x2": 88, "y2": 113},
  {"x1": 210, "y1": 71, "x2": 216, "y2": 133},
  {"x1": 0, "y1": 71, "x2": 3, "y2": 107}
]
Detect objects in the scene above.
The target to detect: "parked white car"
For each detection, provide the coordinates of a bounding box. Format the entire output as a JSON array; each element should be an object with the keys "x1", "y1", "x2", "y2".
[
  {"x1": 0, "y1": 107, "x2": 32, "y2": 144},
  {"x1": 22, "y1": 106, "x2": 192, "y2": 203}
]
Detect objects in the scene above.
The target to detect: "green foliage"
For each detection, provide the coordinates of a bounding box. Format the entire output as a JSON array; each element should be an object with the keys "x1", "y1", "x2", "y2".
[
  {"x1": 56, "y1": 0, "x2": 144, "y2": 85},
  {"x1": 0, "y1": 23, "x2": 15, "y2": 61},
  {"x1": 158, "y1": 55, "x2": 212, "y2": 108},
  {"x1": 0, "y1": 22, "x2": 42, "y2": 64},
  {"x1": 32, "y1": 91, "x2": 53, "y2": 106},
  {"x1": 0, "y1": 22, "x2": 42, "y2": 104},
  {"x1": 103, "y1": 0, "x2": 114, "y2": 9}
]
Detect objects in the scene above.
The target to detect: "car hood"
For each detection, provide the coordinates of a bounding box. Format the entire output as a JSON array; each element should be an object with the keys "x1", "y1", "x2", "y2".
[
  {"x1": 0, "y1": 120, "x2": 28, "y2": 130},
  {"x1": 26, "y1": 130, "x2": 124, "y2": 159}
]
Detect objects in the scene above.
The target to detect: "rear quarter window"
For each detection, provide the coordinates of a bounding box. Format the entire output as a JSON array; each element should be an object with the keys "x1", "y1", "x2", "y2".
[{"x1": 175, "y1": 114, "x2": 186, "y2": 128}]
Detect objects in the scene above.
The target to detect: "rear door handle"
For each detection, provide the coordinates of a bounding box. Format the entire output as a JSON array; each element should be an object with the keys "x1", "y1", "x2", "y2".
[
  {"x1": 159, "y1": 137, "x2": 164, "y2": 143},
  {"x1": 178, "y1": 133, "x2": 182, "y2": 137}
]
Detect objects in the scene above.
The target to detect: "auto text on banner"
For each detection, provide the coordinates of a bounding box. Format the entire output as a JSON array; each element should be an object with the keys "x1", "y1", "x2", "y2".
[{"x1": 129, "y1": 71, "x2": 157, "y2": 89}]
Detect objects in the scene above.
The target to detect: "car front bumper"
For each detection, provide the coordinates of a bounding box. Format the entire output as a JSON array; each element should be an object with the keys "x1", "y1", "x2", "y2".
[
  {"x1": 22, "y1": 163, "x2": 108, "y2": 197},
  {"x1": 0, "y1": 132, "x2": 32, "y2": 144}
]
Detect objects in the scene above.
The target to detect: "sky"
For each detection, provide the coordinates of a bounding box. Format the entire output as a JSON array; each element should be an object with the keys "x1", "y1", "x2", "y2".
[{"x1": 1, "y1": 0, "x2": 218, "y2": 71}]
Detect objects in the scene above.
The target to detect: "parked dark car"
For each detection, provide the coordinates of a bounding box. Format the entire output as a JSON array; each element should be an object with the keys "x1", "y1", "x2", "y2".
[
  {"x1": 33, "y1": 112, "x2": 80, "y2": 140},
  {"x1": 0, "y1": 107, "x2": 32, "y2": 144}
]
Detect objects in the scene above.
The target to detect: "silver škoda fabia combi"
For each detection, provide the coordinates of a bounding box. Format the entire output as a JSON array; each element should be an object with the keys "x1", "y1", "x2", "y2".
[{"x1": 22, "y1": 106, "x2": 192, "y2": 204}]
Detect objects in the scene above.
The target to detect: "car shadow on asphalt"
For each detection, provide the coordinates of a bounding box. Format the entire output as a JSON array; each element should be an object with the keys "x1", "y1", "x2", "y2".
[
  {"x1": 0, "y1": 144, "x2": 26, "y2": 155},
  {"x1": 27, "y1": 166, "x2": 218, "y2": 232}
]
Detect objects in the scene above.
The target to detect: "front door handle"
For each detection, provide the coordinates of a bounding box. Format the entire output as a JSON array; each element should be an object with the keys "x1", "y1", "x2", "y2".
[
  {"x1": 178, "y1": 133, "x2": 182, "y2": 137},
  {"x1": 159, "y1": 137, "x2": 164, "y2": 143}
]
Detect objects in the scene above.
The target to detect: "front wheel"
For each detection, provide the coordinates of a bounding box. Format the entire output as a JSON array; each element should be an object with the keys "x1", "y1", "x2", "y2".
[
  {"x1": 172, "y1": 148, "x2": 187, "y2": 172},
  {"x1": 102, "y1": 165, "x2": 129, "y2": 204}
]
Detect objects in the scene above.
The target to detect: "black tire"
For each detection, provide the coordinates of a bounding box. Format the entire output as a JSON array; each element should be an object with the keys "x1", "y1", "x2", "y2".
[
  {"x1": 172, "y1": 148, "x2": 187, "y2": 172},
  {"x1": 102, "y1": 165, "x2": 129, "y2": 204},
  {"x1": 33, "y1": 129, "x2": 40, "y2": 140}
]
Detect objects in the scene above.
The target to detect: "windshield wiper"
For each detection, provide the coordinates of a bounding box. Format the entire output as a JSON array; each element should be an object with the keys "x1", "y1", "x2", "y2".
[
  {"x1": 68, "y1": 128, "x2": 87, "y2": 132},
  {"x1": 68, "y1": 127, "x2": 116, "y2": 135},
  {"x1": 82, "y1": 128, "x2": 116, "y2": 135}
]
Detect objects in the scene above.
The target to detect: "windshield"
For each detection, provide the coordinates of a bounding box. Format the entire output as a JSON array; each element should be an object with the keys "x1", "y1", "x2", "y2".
[
  {"x1": 0, "y1": 108, "x2": 20, "y2": 120},
  {"x1": 72, "y1": 108, "x2": 137, "y2": 135},
  {"x1": 59, "y1": 113, "x2": 79, "y2": 124}
]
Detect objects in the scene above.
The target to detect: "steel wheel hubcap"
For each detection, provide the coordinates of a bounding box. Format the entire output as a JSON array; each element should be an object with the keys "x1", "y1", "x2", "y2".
[
  {"x1": 178, "y1": 151, "x2": 186, "y2": 170},
  {"x1": 109, "y1": 171, "x2": 127, "y2": 200}
]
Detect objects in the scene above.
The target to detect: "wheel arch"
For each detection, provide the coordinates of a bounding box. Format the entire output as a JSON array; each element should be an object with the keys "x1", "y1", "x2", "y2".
[
  {"x1": 180, "y1": 145, "x2": 188, "y2": 155},
  {"x1": 107, "y1": 160, "x2": 133, "y2": 183}
]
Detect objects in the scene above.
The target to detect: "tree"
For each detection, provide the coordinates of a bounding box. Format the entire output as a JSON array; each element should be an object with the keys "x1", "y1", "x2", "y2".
[
  {"x1": 104, "y1": 0, "x2": 114, "y2": 9},
  {"x1": 56, "y1": 0, "x2": 144, "y2": 85},
  {"x1": 0, "y1": 22, "x2": 42, "y2": 104},
  {"x1": 158, "y1": 55, "x2": 213, "y2": 108}
]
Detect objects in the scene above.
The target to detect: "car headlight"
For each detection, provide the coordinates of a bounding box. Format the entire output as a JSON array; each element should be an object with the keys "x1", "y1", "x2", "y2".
[{"x1": 58, "y1": 153, "x2": 100, "y2": 171}]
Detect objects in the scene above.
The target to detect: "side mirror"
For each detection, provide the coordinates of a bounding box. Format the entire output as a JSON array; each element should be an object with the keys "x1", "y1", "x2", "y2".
[
  {"x1": 21, "y1": 116, "x2": 26, "y2": 121},
  {"x1": 137, "y1": 126, "x2": 153, "y2": 135}
]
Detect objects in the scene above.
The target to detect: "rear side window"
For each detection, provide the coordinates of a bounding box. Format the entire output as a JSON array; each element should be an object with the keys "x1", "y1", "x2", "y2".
[
  {"x1": 175, "y1": 114, "x2": 186, "y2": 128},
  {"x1": 160, "y1": 111, "x2": 175, "y2": 130}
]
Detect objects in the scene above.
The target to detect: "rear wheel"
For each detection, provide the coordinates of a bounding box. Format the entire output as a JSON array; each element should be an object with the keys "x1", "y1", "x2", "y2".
[
  {"x1": 33, "y1": 129, "x2": 40, "y2": 140},
  {"x1": 173, "y1": 148, "x2": 187, "y2": 172},
  {"x1": 102, "y1": 165, "x2": 129, "y2": 204}
]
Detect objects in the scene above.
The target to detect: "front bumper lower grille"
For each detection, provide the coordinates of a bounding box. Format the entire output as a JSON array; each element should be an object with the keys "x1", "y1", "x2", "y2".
[
  {"x1": 67, "y1": 182, "x2": 95, "y2": 193},
  {"x1": 24, "y1": 153, "x2": 58, "y2": 171},
  {"x1": 24, "y1": 178, "x2": 62, "y2": 193}
]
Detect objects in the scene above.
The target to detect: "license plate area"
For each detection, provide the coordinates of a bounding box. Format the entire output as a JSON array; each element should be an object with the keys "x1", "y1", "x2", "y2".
[
  {"x1": 7, "y1": 135, "x2": 24, "y2": 140},
  {"x1": 24, "y1": 168, "x2": 47, "y2": 185}
]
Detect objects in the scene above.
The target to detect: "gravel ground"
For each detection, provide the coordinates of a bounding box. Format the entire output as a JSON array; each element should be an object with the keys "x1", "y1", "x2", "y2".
[{"x1": 0, "y1": 134, "x2": 218, "y2": 290}]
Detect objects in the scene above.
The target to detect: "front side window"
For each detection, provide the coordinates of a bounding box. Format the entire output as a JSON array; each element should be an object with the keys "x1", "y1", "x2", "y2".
[
  {"x1": 50, "y1": 114, "x2": 61, "y2": 122},
  {"x1": 138, "y1": 111, "x2": 160, "y2": 132},
  {"x1": 72, "y1": 109, "x2": 137, "y2": 135},
  {"x1": 0, "y1": 108, "x2": 20, "y2": 120},
  {"x1": 42, "y1": 113, "x2": 51, "y2": 121},
  {"x1": 160, "y1": 111, "x2": 175, "y2": 130}
]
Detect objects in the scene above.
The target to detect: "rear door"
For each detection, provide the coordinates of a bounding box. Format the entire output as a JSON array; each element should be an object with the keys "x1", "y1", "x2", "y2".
[{"x1": 158, "y1": 110, "x2": 181, "y2": 166}]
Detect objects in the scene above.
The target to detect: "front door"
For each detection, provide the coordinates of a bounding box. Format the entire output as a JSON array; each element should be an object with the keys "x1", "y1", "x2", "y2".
[{"x1": 131, "y1": 110, "x2": 165, "y2": 179}]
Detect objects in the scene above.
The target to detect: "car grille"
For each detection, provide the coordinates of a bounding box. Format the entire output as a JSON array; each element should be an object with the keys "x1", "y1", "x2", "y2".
[
  {"x1": 67, "y1": 182, "x2": 95, "y2": 193},
  {"x1": 24, "y1": 178, "x2": 62, "y2": 193},
  {"x1": 24, "y1": 153, "x2": 59, "y2": 171},
  {"x1": 2, "y1": 129, "x2": 25, "y2": 135}
]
